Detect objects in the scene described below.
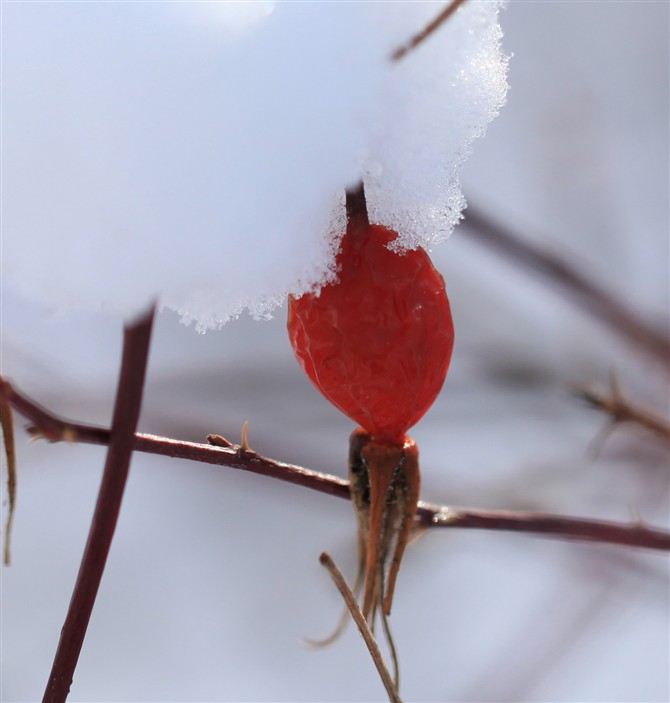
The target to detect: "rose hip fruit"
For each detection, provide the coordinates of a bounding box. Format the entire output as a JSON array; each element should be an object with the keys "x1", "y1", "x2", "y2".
[{"x1": 287, "y1": 198, "x2": 454, "y2": 444}]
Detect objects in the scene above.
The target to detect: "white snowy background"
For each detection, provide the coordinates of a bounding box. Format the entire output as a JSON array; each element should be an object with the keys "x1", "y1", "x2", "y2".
[{"x1": 2, "y1": 1, "x2": 669, "y2": 702}]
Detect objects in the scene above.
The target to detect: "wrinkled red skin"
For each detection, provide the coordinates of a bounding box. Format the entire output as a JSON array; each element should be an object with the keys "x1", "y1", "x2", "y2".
[{"x1": 287, "y1": 223, "x2": 454, "y2": 444}]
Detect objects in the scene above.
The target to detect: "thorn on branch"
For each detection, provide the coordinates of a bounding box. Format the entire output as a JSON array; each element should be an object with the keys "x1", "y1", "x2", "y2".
[
  {"x1": 574, "y1": 382, "x2": 670, "y2": 445},
  {"x1": 239, "y1": 420, "x2": 254, "y2": 454},
  {"x1": 629, "y1": 504, "x2": 644, "y2": 528},
  {"x1": 208, "y1": 424, "x2": 254, "y2": 454},
  {"x1": 27, "y1": 425, "x2": 78, "y2": 444}
]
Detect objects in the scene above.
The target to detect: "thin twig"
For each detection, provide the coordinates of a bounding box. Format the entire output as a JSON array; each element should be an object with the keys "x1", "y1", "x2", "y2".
[
  {"x1": 460, "y1": 207, "x2": 670, "y2": 365},
  {"x1": 575, "y1": 385, "x2": 670, "y2": 443},
  {"x1": 391, "y1": 0, "x2": 467, "y2": 62},
  {"x1": 3, "y1": 377, "x2": 669, "y2": 552},
  {"x1": 319, "y1": 553, "x2": 402, "y2": 703},
  {"x1": 303, "y1": 557, "x2": 364, "y2": 648},
  {"x1": 42, "y1": 306, "x2": 156, "y2": 703}
]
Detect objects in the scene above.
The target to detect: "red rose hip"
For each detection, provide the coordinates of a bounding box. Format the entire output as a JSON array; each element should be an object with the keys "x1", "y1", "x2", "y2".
[{"x1": 287, "y1": 191, "x2": 454, "y2": 444}]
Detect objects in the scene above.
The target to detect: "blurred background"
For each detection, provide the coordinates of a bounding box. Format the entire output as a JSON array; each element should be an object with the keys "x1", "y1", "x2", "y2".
[{"x1": 2, "y1": 1, "x2": 668, "y2": 701}]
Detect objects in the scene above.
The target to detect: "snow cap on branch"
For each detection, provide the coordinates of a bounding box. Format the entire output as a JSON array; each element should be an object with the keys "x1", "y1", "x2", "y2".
[{"x1": 3, "y1": 1, "x2": 508, "y2": 330}]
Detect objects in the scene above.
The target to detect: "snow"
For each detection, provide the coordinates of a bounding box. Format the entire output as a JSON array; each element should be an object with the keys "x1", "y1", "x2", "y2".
[{"x1": 2, "y1": 1, "x2": 507, "y2": 329}]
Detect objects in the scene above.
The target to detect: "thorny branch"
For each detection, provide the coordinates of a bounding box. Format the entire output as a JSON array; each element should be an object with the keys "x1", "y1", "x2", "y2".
[
  {"x1": 575, "y1": 382, "x2": 670, "y2": 443},
  {"x1": 2, "y1": 377, "x2": 668, "y2": 553}
]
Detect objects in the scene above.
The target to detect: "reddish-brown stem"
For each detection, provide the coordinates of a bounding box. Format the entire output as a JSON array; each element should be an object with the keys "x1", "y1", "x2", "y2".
[
  {"x1": 345, "y1": 182, "x2": 370, "y2": 230},
  {"x1": 319, "y1": 553, "x2": 401, "y2": 703},
  {"x1": 418, "y1": 504, "x2": 670, "y2": 550},
  {"x1": 42, "y1": 306, "x2": 155, "y2": 703},
  {"x1": 3, "y1": 377, "x2": 668, "y2": 553},
  {"x1": 575, "y1": 386, "x2": 670, "y2": 442},
  {"x1": 460, "y1": 208, "x2": 670, "y2": 366},
  {"x1": 391, "y1": 0, "x2": 468, "y2": 62}
]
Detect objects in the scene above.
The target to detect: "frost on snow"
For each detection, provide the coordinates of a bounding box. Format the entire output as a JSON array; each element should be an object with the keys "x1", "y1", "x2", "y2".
[{"x1": 2, "y1": 2, "x2": 508, "y2": 330}]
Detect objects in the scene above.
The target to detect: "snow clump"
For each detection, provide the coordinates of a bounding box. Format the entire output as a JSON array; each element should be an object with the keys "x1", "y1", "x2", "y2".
[{"x1": 2, "y1": 1, "x2": 508, "y2": 330}]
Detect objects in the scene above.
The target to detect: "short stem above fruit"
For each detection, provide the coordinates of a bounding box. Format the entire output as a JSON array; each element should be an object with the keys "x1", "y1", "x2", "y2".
[{"x1": 345, "y1": 181, "x2": 370, "y2": 231}]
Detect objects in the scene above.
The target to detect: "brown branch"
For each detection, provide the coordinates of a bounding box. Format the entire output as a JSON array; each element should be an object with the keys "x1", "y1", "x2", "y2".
[
  {"x1": 3, "y1": 377, "x2": 668, "y2": 553},
  {"x1": 418, "y1": 505, "x2": 670, "y2": 550},
  {"x1": 575, "y1": 384, "x2": 670, "y2": 443},
  {"x1": 460, "y1": 208, "x2": 670, "y2": 366},
  {"x1": 42, "y1": 306, "x2": 156, "y2": 703},
  {"x1": 391, "y1": 0, "x2": 468, "y2": 62}
]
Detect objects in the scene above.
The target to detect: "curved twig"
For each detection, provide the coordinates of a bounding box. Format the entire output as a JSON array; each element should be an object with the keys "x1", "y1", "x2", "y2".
[{"x1": 320, "y1": 553, "x2": 401, "y2": 703}]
